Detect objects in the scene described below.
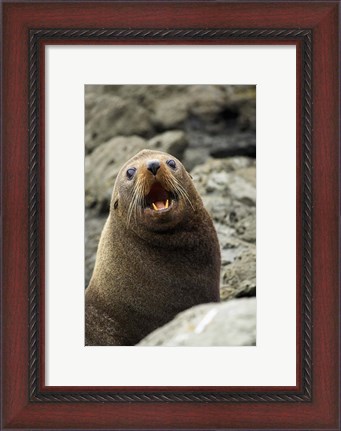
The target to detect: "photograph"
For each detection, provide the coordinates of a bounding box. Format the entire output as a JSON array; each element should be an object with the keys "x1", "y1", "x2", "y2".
[
  {"x1": 1, "y1": 1, "x2": 339, "y2": 429},
  {"x1": 84, "y1": 85, "x2": 256, "y2": 346}
]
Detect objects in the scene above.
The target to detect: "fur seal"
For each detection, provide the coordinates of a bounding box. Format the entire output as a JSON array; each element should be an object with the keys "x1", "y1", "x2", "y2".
[{"x1": 85, "y1": 149, "x2": 221, "y2": 345}]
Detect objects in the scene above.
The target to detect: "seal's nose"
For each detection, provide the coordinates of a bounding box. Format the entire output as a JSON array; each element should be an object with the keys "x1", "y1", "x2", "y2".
[{"x1": 147, "y1": 160, "x2": 160, "y2": 176}]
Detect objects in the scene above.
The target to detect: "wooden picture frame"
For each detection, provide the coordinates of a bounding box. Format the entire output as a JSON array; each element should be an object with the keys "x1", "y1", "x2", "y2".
[{"x1": 1, "y1": 2, "x2": 339, "y2": 429}]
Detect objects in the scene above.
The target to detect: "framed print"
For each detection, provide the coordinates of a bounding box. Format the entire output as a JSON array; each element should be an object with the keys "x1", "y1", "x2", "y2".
[{"x1": 1, "y1": 1, "x2": 339, "y2": 430}]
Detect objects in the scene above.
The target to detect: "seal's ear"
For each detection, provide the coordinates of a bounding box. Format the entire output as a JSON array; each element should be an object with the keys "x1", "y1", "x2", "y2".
[{"x1": 114, "y1": 200, "x2": 119, "y2": 209}]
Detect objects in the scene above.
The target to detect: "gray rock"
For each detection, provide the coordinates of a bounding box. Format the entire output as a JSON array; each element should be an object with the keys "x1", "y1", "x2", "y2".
[
  {"x1": 221, "y1": 248, "x2": 256, "y2": 300},
  {"x1": 225, "y1": 172, "x2": 256, "y2": 206},
  {"x1": 188, "y1": 85, "x2": 227, "y2": 121},
  {"x1": 115, "y1": 85, "x2": 189, "y2": 111},
  {"x1": 218, "y1": 229, "x2": 251, "y2": 266},
  {"x1": 85, "y1": 84, "x2": 256, "y2": 161},
  {"x1": 85, "y1": 95, "x2": 153, "y2": 153},
  {"x1": 206, "y1": 170, "x2": 231, "y2": 193},
  {"x1": 193, "y1": 159, "x2": 256, "y2": 230},
  {"x1": 224, "y1": 85, "x2": 256, "y2": 132},
  {"x1": 190, "y1": 157, "x2": 256, "y2": 297},
  {"x1": 192, "y1": 157, "x2": 255, "y2": 185},
  {"x1": 138, "y1": 298, "x2": 256, "y2": 346},
  {"x1": 85, "y1": 135, "x2": 146, "y2": 211},
  {"x1": 235, "y1": 214, "x2": 256, "y2": 244},
  {"x1": 239, "y1": 102, "x2": 256, "y2": 132},
  {"x1": 152, "y1": 96, "x2": 189, "y2": 129},
  {"x1": 209, "y1": 132, "x2": 256, "y2": 158},
  {"x1": 192, "y1": 159, "x2": 256, "y2": 208},
  {"x1": 182, "y1": 147, "x2": 210, "y2": 171},
  {"x1": 85, "y1": 91, "x2": 99, "y2": 122},
  {"x1": 148, "y1": 130, "x2": 188, "y2": 160},
  {"x1": 220, "y1": 283, "x2": 256, "y2": 302}
]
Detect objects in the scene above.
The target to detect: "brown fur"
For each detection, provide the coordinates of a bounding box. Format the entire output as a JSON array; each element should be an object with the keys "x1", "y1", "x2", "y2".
[{"x1": 85, "y1": 149, "x2": 221, "y2": 345}]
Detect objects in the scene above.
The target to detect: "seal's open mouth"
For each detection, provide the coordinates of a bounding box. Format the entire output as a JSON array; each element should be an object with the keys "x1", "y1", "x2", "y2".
[{"x1": 145, "y1": 182, "x2": 174, "y2": 212}]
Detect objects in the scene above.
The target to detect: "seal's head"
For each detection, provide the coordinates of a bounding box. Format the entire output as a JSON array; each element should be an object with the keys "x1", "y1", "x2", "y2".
[{"x1": 111, "y1": 149, "x2": 200, "y2": 233}]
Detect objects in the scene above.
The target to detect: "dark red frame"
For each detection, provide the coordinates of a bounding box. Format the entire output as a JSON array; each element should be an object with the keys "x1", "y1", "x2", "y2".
[{"x1": 2, "y1": 2, "x2": 339, "y2": 429}]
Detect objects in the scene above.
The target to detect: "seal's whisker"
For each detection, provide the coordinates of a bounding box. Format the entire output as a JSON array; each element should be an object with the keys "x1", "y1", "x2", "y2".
[
  {"x1": 167, "y1": 176, "x2": 195, "y2": 210},
  {"x1": 127, "y1": 182, "x2": 142, "y2": 227},
  {"x1": 132, "y1": 180, "x2": 147, "y2": 223},
  {"x1": 134, "y1": 182, "x2": 145, "y2": 220}
]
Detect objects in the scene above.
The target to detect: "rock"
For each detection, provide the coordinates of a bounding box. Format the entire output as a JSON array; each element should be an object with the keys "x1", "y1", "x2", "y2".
[
  {"x1": 239, "y1": 102, "x2": 256, "y2": 132},
  {"x1": 148, "y1": 130, "x2": 188, "y2": 160},
  {"x1": 192, "y1": 157, "x2": 255, "y2": 183},
  {"x1": 235, "y1": 214, "x2": 256, "y2": 243},
  {"x1": 206, "y1": 170, "x2": 231, "y2": 193},
  {"x1": 85, "y1": 85, "x2": 256, "y2": 161},
  {"x1": 192, "y1": 158, "x2": 256, "y2": 206},
  {"x1": 220, "y1": 283, "x2": 256, "y2": 301},
  {"x1": 182, "y1": 147, "x2": 210, "y2": 171},
  {"x1": 115, "y1": 85, "x2": 189, "y2": 111},
  {"x1": 187, "y1": 85, "x2": 227, "y2": 121},
  {"x1": 224, "y1": 85, "x2": 256, "y2": 132},
  {"x1": 85, "y1": 91, "x2": 99, "y2": 122},
  {"x1": 190, "y1": 157, "x2": 256, "y2": 295},
  {"x1": 220, "y1": 248, "x2": 256, "y2": 300},
  {"x1": 152, "y1": 96, "x2": 189, "y2": 129},
  {"x1": 85, "y1": 135, "x2": 147, "y2": 211},
  {"x1": 225, "y1": 173, "x2": 256, "y2": 206},
  {"x1": 138, "y1": 298, "x2": 256, "y2": 346},
  {"x1": 85, "y1": 95, "x2": 153, "y2": 153},
  {"x1": 209, "y1": 132, "x2": 256, "y2": 158},
  {"x1": 218, "y1": 228, "x2": 251, "y2": 266}
]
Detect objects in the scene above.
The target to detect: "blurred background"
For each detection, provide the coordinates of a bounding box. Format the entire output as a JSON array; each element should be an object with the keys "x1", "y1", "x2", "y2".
[{"x1": 85, "y1": 85, "x2": 256, "y2": 346}]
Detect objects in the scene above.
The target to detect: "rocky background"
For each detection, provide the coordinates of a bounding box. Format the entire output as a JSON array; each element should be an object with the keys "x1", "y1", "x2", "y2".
[{"x1": 85, "y1": 85, "x2": 256, "y2": 346}]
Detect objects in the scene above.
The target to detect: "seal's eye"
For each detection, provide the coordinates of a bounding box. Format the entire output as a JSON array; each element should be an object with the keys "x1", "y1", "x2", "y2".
[
  {"x1": 166, "y1": 160, "x2": 176, "y2": 170},
  {"x1": 126, "y1": 168, "x2": 136, "y2": 180}
]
